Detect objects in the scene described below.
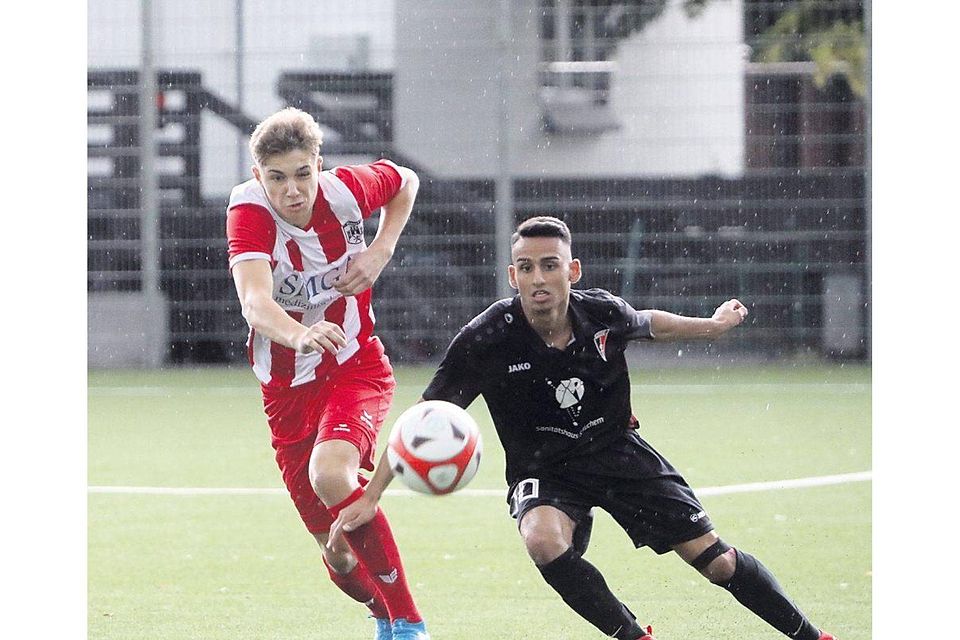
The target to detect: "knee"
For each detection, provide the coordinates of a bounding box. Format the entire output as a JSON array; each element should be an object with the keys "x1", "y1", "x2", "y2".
[
  {"x1": 323, "y1": 546, "x2": 358, "y2": 575},
  {"x1": 522, "y1": 528, "x2": 570, "y2": 566},
  {"x1": 314, "y1": 532, "x2": 358, "y2": 574},
  {"x1": 308, "y1": 442, "x2": 360, "y2": 505},
  {"x1": 688, "y1": 538, "x2": 738, "y2": 584},
  {"x1": 308, "y1": 458, "x2": 350, "y2": 504},
  {"x1": 701, "y1": 548, "x2": 737, "y2": 583}
]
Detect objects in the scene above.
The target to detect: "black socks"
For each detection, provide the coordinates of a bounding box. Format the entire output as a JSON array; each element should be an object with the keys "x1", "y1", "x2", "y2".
[
  {"x1": 536, "y1": 544, "x2": 821, "y2": 640},
  {"x1": 719, "y1": 549, "x2": 821, "y2": 640},
  {"x1": 537, "y1": 547, "x2": 646, "y2": 640}
]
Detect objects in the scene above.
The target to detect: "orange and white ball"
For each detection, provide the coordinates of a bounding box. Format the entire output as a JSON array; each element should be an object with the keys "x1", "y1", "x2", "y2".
[{"x1": 386, "y1": 401, "x2": 483, "y2": 495}]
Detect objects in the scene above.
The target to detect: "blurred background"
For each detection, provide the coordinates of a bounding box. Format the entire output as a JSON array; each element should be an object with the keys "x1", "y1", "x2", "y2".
[{"x1": 87, "y1": 0, "x2": 870, "y2": 369}]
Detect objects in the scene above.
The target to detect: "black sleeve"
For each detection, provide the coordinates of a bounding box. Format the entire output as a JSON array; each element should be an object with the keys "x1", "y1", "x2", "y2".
[
  {"x1": 614, "y1": 296, "x2": 654, "y2": 342},
  {"x1": 422, "y1": 329, "x2": 483, "y2": 409}
]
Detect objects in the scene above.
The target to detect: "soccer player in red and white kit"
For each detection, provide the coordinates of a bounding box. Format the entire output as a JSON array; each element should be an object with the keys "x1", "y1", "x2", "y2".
[{"x1": 226, "y1": 107, "x2": 429, "y2": 640}]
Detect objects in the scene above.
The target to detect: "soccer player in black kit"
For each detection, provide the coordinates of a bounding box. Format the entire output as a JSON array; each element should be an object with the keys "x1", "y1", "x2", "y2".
[{"x1": 330, "y1": 216, "x2": 838, "y2": 640}]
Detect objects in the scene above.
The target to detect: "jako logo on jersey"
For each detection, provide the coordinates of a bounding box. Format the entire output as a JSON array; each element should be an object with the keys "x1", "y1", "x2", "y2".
[
  {"x1": 553, "y1": 377, "x2": 585, "y2": 409},
  {"x1": 508, "y1": 362, "x2": 531, "y2": 373},
  {"x1": 359, "y1": 410, "x2": 374, "y2": 429},
  {"x1": 378, "y1": 568, "x2": 398, "y2": 584},
  {"x1": 593, "y1": 329, "x2": 610, "y2": 362},
  {"x1": 342, "y1": 220, "x2": 364, "y2": 244},
  {"x1": 689, "y1": 510, "x2": 707, "y2": 523}
]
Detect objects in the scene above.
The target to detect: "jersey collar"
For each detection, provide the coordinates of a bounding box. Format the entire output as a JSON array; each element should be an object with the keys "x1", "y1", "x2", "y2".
[{"x1": 511, "y1": 294, "x2": 587, "y2": 354}]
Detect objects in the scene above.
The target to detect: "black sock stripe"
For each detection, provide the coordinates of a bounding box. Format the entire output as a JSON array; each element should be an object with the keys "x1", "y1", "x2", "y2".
[
  {"x1": 536, "y1": 545, "x2": 579, "y2": 571},
  {"x1": 691, "y1": 539, "x2": 732, "y2": 571}
]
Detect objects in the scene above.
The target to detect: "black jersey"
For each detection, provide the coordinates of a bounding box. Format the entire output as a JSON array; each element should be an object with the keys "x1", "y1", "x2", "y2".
[{"x1": 422, "y1": 288, "x2": 654, "y2": 487}]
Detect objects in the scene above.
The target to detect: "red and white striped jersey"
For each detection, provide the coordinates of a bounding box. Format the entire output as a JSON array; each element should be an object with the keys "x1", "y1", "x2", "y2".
[{"x1": 226, "y1": 160, "x2": 404, "y2": 389}]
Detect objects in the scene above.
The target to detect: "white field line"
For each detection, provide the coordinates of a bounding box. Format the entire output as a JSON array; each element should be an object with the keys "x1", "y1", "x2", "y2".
[
  {"x1": 632, "y1": 383, "x2": 869, "y2": 395},
  {"x1": 88, "y1": 383, "x2": 869, "y2": 397},
  {"x1": 694, "y1": 470, "x2": 872, "y2": 497},
  {"x1": 88, "y1": 470, "x2": 871, "y2": 498}
]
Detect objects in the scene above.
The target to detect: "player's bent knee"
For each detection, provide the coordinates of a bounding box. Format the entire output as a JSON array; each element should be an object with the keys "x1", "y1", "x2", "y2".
[
  {"x1": 690, "y1": 538, "x2": 737, "y2": 583},
  {"x1": 309, "y1": 465, "x2": 353, "y2": 503},
  {"x1": 518, "y1": 505, "x2": 577, "y2": 565},
  {"x1": 705, "y1": 548, "x2": 737, "y2": 583},
  {"x1": 308, "y1": 444, "x2": 360, "y2": 503},
  {"x1": 323, "y1": 546, "x2": 358, "y2": 574},
  {"x1": 522, "y1": 529, "x2": 571, "y2": 566},
  {"x1": 313, "y1": 532, "x2": 358, "y2": 573}
]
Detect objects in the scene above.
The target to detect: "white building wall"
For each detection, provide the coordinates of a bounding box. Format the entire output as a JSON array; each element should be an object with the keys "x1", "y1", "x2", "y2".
[
  {"x1": 393, "y1": 2, "x2": 508, "y2": 173},
  {"x1": 396, "y1": 0, "x2": 745, "y2": 178},
  {"x1": 88, "y1": 0, "x2": 396, "y2": 196},
  {"x1": 89, "y1": 0, "x2": 744, "y2": 192}
]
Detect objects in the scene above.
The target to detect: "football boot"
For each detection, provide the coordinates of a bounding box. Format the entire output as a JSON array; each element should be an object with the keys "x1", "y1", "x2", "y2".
[
  {"x1": 636, "y1": 625, "x2": 656, "y2": 640},
  {"x1": 373, "y1": 617, "x2": 392, "y2": 640},
  {"x1": 390, "y1": 618, "x2": 429, "y2": 640}
]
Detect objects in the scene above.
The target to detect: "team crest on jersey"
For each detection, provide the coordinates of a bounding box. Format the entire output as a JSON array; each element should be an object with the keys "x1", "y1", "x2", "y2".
[
  {"x1": 342, "y1": 220, "x2": 364, "y2": 245},
  {"x1": 552, "y1": 377, "x2": 585, "y2": 409},
  {"x1": 593, "y1": 329, "x2": 610, "y2": 362}
]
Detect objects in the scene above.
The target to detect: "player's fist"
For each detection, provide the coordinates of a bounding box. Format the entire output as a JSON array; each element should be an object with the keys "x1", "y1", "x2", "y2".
[
  {"x1": 712, "y1": 298, "x2": 749, "y2": 330},
  {"x1": 294, "y1": 321, "x2": 347, "y2": 355},
  {"x1": 334, "y1": 247, "x2": 391, "y2": 296}
]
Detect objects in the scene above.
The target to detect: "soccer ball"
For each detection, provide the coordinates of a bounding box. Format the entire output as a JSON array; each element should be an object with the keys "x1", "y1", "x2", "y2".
[{"x1": 386, "y1": 400, "x2": 483, "y2": 495}]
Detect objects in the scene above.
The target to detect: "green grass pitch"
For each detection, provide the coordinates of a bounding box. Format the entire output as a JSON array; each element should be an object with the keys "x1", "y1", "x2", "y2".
[{"x1": 89, "y1": 364, "x2": 871, "y2": 639}]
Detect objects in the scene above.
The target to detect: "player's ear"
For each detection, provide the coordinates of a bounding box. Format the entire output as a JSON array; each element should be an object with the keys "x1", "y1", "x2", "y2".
[
  {"x1": 316, "y1": 155, "x2": 324, "y2": 172},
  {"x1": 507, "y1": 264, "x2": 519, "y2": 290},
  {"x1": 569, "y1": 258, "x2": 582, "y2": 284},
  {"x1": 252, "y1": 165, "x2": 261, "y2": 182}
]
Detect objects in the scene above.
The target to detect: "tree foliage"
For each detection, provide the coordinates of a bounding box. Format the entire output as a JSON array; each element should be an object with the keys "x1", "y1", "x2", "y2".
[
  {"x1": 753, "y1": 0, "x2": 867, "y2": 97},
  {"x1": 579, "y1": 0, "x2": 866, "y2": 98},
  {"x1": 592, "y1": 0, "x2": 716, "y2": 40}
]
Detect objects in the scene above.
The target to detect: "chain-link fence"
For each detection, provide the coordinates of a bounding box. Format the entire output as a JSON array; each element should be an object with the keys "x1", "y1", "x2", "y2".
[{"x1": 88, "y1": 0, "x2": 869, "y2": 366}]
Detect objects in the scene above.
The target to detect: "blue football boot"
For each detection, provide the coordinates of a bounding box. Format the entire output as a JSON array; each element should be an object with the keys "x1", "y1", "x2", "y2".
[
  {"x1": 390, "y1": 618, "x2": 429, "y2": 639},
  {"x1": 373, "y1": 617, "x2": 393, "y2": 640}
]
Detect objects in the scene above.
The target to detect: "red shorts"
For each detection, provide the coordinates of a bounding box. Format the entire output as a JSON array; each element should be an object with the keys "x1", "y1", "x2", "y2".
[{"x1": 261, "y1": 339, "x2": 396, "y2": 534}]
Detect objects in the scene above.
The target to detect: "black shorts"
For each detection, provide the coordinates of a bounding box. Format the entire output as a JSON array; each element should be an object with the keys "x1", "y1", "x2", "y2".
[{"x1": 508, "y1": 430, "x2": 713, "y2": 554}]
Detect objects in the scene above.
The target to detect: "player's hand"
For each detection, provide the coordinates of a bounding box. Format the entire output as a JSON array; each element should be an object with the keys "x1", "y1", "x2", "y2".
[
  {"x1": 327, "y1": 495, "x2": 379, "y2": 552},
  {"x1": 334, "y1": 246, "x2": 392, "y2": 296},
  {"x1": 712, "y1": 298, "x2": 749, "y2": 331},
  {"x1": 293, "y1": 321, "x2": 347, "y2": 355}
]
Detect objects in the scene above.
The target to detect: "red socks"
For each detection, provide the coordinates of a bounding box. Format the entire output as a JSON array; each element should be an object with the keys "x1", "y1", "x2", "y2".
[
  {"x1": 328, "y1": 488, "x2": 422, "y2": 623},
  {"x1": 322, "y1": 555, "x2": 390, "y2": 620}
]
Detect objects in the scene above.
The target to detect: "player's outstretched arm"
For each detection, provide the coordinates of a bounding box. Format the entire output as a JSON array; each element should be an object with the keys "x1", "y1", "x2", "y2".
[
  {"x1": 645, "y1": 298, "x2": 749, "y2": 341},
  {"x1": 327, "y1": 448, "x2": 396, "y2": 552},
  {"x1": 232, "y1": 260, "x2": 346, "y2": 355},
  {"x1": 335, "y1": 166, "x2": 420, "y2": 296}
]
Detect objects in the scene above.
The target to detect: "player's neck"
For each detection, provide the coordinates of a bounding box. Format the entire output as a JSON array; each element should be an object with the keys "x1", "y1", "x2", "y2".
[
  {"x1": 278, "y1": 208, "x2": 313, "y2": 229},
  {"x1": 523, "y1": 300, "x2": 573, "y2": 350}
]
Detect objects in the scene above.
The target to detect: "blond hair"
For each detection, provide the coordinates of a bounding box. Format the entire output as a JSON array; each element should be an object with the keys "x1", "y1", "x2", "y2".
[{"x1": 248, "y1": 107, "x2": 323, "y2": 165}]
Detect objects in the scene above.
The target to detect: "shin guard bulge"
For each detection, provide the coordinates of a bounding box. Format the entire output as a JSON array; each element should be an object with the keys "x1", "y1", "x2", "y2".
[
  {"x1": 329, "y1": 488, "x2": 422, "y2": 624},
  {"x1": 322, "y1": 555, "x2": 389, "y2": 620},
  {"x1": 720, "y1": 549, "x2": 821, "y2": 640}
]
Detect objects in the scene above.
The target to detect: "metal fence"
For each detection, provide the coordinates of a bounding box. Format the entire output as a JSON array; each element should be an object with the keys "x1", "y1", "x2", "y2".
[{"x1": 87, "y1": 0, "x2": 869, "y2": 365}]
